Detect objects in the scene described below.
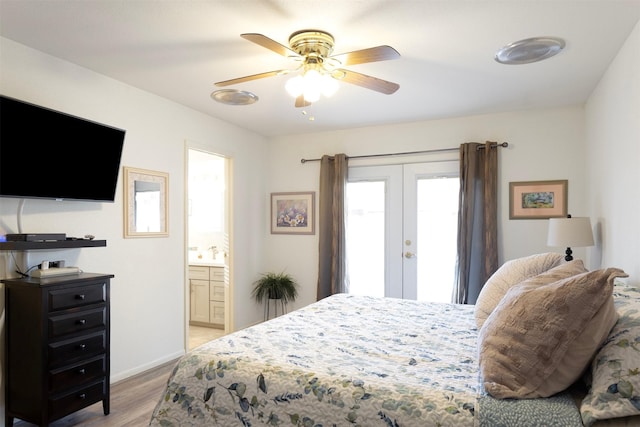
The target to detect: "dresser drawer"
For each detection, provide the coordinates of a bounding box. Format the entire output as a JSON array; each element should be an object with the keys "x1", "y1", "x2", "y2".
[
  {"x1": 49, "y1": 283, "x2": 106, "y2": 311},
  {"x1": 189, "y1": 266, "x2": 210, "y2": 280},
  {"x1": 210, "y1": 301, "x2": 224, "y2": 324},
  {"x1": 49, "y1": 380, "x2": 106, "y2": 421},
  {"x1": 49, "y1": 355, "x2": 106, "y2": 394},
  {"x1": 210, "y1": 267, "x2": 224, "y2": 282},
  {"x1": 49, "y1": 331, "x2": 106, "y2": 366},
  {"x1": 209, "y1": 283, "x2": 225, "y2": 301},
  {"x1": 49, "y1": 307, "x2": 106, "y2": 338}
]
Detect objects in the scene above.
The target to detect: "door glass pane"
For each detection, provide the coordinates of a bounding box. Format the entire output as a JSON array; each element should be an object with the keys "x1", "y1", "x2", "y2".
[
  {"x1": 346, "y1": 181, "x2": 385, "y2": 297},
  {"x1": 416, "y1": 177, "x2": 459, "y2": 302}
]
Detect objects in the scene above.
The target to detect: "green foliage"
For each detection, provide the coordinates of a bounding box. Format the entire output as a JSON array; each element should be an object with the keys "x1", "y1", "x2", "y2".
[{"x1": 252, "y1": 272, "x2": 299, "y2": 304}]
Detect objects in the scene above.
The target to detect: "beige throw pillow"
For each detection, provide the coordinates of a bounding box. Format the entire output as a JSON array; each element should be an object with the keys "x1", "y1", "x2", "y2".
[
  {"x1": 474, "y1": 253, "x2": 577, "y2": 328},
  {"x1": 478, "y1": 267, "x2": 627, "y2": 399}
]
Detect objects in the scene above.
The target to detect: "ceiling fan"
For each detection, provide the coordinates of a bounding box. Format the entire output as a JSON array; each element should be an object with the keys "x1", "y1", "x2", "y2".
[{"x1": 214, "y1": 30, "x2": 401, "y2": 107}]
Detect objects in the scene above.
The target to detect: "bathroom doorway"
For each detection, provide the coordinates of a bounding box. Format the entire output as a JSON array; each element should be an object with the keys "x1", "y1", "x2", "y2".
[{"x1": 186, "y1": 148, "x2": 231, "y2": 349}]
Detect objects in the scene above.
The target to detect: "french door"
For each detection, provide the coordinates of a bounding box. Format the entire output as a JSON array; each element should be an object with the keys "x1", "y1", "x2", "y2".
[{"x1": 346, "y1": 161, "x2": 459, "y2": 302}]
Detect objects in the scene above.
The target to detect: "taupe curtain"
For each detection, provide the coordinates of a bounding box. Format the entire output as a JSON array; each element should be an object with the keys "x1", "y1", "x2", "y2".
[
  {"x1": 317, "y1": 154, "x2": 349, "y2": 300},
  {"x1": 454, "y1": 142, "x2": 498, "y2": 304}
]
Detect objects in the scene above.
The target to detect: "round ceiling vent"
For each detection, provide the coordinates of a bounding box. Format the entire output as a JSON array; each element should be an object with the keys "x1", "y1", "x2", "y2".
[
  {"x1": 495, "y1": 37, "x2": 565, "y2": 65},
  {"x1": 211, "y1": 89, "x2": 259, "y2": 105}
]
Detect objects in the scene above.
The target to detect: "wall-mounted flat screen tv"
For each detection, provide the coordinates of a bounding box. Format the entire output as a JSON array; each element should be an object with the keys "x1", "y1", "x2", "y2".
[{"x1": 0, "y1": 95, "x2": 126, "y2": 202}]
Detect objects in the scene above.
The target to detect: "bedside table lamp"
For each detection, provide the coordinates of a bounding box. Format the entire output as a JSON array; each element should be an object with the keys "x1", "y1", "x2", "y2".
[{"x1": 547, "y1": 215, "x2": 594, "y2": 261}]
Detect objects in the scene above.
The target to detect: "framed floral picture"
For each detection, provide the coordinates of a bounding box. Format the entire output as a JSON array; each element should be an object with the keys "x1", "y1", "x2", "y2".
[
  {"x1": 509, "y1": 180, "x2": 568, "y2": 219},
  {"x1": 271, "y1": 192, "x2": 315, "y2": 235}
]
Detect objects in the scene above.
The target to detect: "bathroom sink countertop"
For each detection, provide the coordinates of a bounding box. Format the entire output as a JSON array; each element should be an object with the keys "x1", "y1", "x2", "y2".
[{"x1": 189, "y1": 258, "x2": 225, "y2": 267}]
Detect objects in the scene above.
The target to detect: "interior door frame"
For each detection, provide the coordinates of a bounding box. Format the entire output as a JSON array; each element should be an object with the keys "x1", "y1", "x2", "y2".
[{"x1": 184, "y1": 142, "x2": 233, "y2": 351}]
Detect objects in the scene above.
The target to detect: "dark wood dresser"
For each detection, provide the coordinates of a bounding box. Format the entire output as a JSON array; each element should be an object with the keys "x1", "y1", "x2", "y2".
[{"x1": 3, "y1": 272, "x2": 113, "y2": 426}]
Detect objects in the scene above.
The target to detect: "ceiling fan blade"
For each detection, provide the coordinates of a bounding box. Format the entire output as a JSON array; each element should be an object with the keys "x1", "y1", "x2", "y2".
[
  {"x1": 241, "y1": 33, "x2": 299, "y2": 58},
  {"x1": 331, "y1": 45, "x2": 400, "y2": 66},
  {"x1": 215, "y1": 70, "x2": 289, "y2": 87},
  {"x1": 295, "y1": 95, "x2": 312, "y2": 108},
  {"x1": 336, "y1": 69, "x2": 400, "y2": 94}
]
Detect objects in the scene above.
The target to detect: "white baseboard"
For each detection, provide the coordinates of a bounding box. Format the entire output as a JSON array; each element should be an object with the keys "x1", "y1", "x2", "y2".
[{"x1": 110, "y1": 350, "x2": 185, "y2": 384}]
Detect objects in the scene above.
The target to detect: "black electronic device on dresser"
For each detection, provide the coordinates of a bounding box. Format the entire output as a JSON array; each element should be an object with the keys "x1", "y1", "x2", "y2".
[{"x1": 3, "y1": 272, "x2": 113, "y2": 427}]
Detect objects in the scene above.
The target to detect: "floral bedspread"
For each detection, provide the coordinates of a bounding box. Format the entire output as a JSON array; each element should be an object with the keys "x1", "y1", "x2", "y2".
[{"x1": 150, "y1": 294, "x2": 479, "y2": 426}]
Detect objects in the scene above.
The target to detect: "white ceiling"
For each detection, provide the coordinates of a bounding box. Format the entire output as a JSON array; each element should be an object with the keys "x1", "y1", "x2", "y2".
[{"x1": 1, "y1": 1, "x2": 639, "y2": 138}]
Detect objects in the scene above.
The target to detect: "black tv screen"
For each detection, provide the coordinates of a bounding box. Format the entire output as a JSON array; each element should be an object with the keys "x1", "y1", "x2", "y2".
[{"x1": 0, "y1": 95, "x2": 126, "y2": 202}]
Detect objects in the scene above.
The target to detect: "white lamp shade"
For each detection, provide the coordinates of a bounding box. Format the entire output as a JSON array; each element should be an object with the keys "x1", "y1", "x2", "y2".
[{"x1": 547, "y1": 217, "x2": 594, "y2": 247}]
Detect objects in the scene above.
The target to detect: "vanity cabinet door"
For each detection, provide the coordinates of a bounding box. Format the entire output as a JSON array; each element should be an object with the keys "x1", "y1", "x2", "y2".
[{"x1": 190, "y1": 279, "x2": 210, "y2": 323}]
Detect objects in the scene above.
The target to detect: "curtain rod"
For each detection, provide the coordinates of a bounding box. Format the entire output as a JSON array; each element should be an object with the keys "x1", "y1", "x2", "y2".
[{"x1": 300, "y1": 142, "x2": 508, "y2": 163}]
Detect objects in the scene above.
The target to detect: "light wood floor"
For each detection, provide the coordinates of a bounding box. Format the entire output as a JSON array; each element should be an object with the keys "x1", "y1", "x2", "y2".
[
  {"x1": 188, "y1": 324, "x2": 225, "y2": 349},
  {"x1": 13, "y1": 326, "x2": 225, "y2": 426}
]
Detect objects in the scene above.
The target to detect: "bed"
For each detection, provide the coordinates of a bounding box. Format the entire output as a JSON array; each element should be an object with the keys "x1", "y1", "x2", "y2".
[{"x1": 150, "y1": 254, "x2": 640, "y2": 426}]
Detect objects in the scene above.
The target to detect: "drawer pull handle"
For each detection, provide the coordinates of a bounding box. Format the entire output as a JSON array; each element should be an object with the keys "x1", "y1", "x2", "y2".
[
  {"x1": 78, "y1": 368, "x2": 86, "y2": 375},
  {"x1": 78, "y1": 344, "x2": 87, "y2": 350},
  {"x1": 78, "y1": 393, "x2": 86, "y2": 400},
  {"x1": 77, "y1": 319, "x2": 86, "y2": 325},
  {"x1": 76, "y1": 294, "x2": 86, "y2": 300}
]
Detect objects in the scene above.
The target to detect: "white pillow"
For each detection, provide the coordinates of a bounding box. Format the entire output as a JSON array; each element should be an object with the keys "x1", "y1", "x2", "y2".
[{"x1": 474, "y1": 252, "x2": 566, "y2": 328}]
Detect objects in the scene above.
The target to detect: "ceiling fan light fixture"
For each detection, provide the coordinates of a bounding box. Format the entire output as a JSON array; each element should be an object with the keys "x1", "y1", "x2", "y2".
[
  {"x1": 218, "y1": 30, "x2": 400, "y2": 108},
  {"x1": 304, "y1": 90, "x2": 321, "y2": 103},
  {"x1": 321, "y1": 74, "x2": 339, "y2": 97},
  {"x1": 285, "y1": 75, "x2": 304, "y2": 97},
  {"x1": 495, "y1": 37, "x2": 565, "y2": 64},
  {"x1": 301, "y1": 69, "x2": 322, "y2": 102},
  {"x1": 285, "y1": 69, "x2": 339, "y2": 102}
]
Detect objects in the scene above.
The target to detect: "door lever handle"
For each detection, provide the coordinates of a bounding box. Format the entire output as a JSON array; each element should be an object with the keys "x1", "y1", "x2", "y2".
[{"x1": 404, "y1": 251, "x2": 416, "y2": 259}]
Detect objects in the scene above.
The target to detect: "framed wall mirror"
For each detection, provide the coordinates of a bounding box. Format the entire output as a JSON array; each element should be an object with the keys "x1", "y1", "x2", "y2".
[{"x1": 124, "y1": 166, "x2": 169, "y2": 238}]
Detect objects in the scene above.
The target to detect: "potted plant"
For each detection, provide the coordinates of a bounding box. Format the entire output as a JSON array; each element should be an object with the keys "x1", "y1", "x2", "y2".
[{"x1": 252, "y1": 272, "x2": 299, "y2": 319}]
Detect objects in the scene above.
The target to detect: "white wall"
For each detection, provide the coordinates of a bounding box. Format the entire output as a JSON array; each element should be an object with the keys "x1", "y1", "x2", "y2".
[
  {"x1": 585, "y1": 19, "x2": 640, "y2": 281},
  {"x1": 266, "y1": 106, "x2": 588, "y2": 310},
  {"x1": 0, "y1": 37, "x2": 269, "y2": 418}
]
